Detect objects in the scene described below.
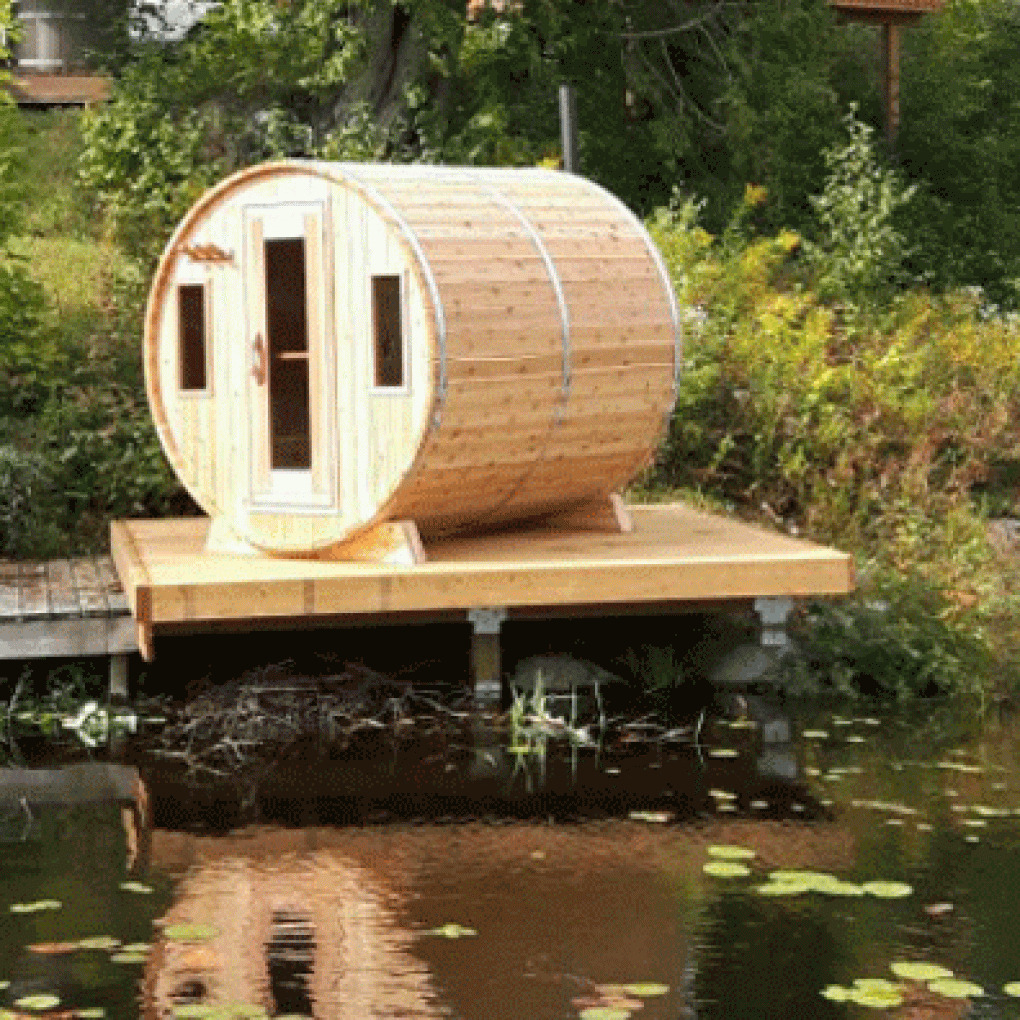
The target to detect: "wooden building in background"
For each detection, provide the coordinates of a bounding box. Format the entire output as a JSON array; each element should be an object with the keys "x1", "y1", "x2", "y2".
[{"x1": 5, "y1": 0, "x2": 111, "y2": 107}]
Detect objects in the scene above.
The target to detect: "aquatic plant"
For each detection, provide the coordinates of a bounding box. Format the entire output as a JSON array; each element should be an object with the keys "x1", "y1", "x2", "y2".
[
  {"x1": 621, "y1": 983, "x2": 668, "y2": 996},
  {"x1": 13, "y1": 996, "x2": 61, "y2": 1011},
  {"x1": 890, "y1": 961, "x2": 953, "y2": 981},
  {"x1": 703, "y1": 861, "x2": 751, "y2": 878},
  {"x1": 426, "y1": 922, "x2": 477, "y2": 938},
  {"x1": 926, "y1": 977, "x2": 983, "y2": 998},
  {"x1": 822, "y1": 978, "x2": 904, "y2": 1008},
  {"x1": 119, "y1": 880, "x2": 153, "y2": 894},
  {"x1": 861, "y1": 881, "x2": 913, "y2": 899},
  {"x1": 707, "y1": 845, "x2": 755, "y2": 860}
]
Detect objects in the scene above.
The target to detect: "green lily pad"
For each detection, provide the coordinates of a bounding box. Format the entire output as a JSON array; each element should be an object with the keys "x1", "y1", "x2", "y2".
[
  {"x1": 77, "y1": 937, "x2": 121, "y2": 951},
  {"x1": 853, "y1": 979, "x2": 901, "y2": 993},
  {"x1": 817, "y1": 880, "x2": 866, "y2": 897},
  {"x1": 0, "y1": 981, "x2": 7, "y2": 990},
  {"x1": 163, "y1": 923, "x2": 219, "y2": 943},
  {"x1": 1003, "y1": 981, "x2": 1020, "y2": 997},
  {"x1": 927, "y1": 978, "x2": 983, "y2": 998},
  {"x1": 802, "y1": 729, "x2": 828, "y2": 739},
  {"x1": 428, "y1": 923, "x2": 477, "y2": 938},
  {"x1": 708, "y1": 789, "x2": 737, "y2": 800},
  {"x1": 707, "y1": 845, "x2": 755, "y2": 860},
  {"x1": 708, "y1": 748, "x2": 739, "y2": 758},
  {"x1": 171, "y1": 1008, "x2": 214, "y2": 1020},
  {"x1": 890, "y1": 961, "x2": 954, "y2": 981},
  {"x1": 77, "y1": 1009, "x2": 106, "y2": 1019},
  {"x1": 578, "y1": 1010, "x2": 631, "y2": 1020},
  {"x1": 703, "y1": 861, "x2": 751, "y2": 878},
  {"x1": 121, "y1": 943, "x2": 151, "y2": 953},
  {"x1": 217, "y1": 1005, "x2": 268, "y2": 1019},
  {"x1": 862, "y1": 881, "x2": 913, "y2": 899},
  {"x1": 9, "y1": 900, "x2": 61, "y2": 914},
  {"x1": 119, "y1": 881, "x2": 154, "y2": 894},
  {"x1": 757, "y1": 882, "x2": 809, "y2": 896},
  {"x1": 110, "y1": 952, "x2": 147, "y2": 964},
  {"x1": 621, "y1": 983, "x2": 668, "y2": 997},
  {"x1": 821, "y1": 985, "x2": 851, "y2": 1002},
  {"x1": 14, "y1": 995, "x2": 61, "y2": 1011},
  {"x1": 848, "y1": 986, "x2": 904, "y2": 1009}
]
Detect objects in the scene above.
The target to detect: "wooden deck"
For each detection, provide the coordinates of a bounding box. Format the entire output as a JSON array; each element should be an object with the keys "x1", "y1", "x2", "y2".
[
  {"x1": 111, "y1": 503, "x2": 854, "y2": 661},
  {"x1": 0, "y1": 556, "x2": 136, "y2": 659}
]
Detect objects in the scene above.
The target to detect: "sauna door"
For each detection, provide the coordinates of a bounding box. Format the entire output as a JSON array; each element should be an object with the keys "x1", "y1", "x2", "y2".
[{"x1": 243, "y1": 202, "x2": 334, "y2": 509}]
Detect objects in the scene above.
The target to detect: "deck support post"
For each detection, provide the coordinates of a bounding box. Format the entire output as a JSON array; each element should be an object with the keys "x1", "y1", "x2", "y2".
[
  {"x1": 754, "y1": 597, "x2": 794, "y2": 649},
  {"x1": 467, "y1": 607, "x2": 507, "y2": 708},
  {"x1": 108, "y1": 653, "x2": 129, "y2": 702}
]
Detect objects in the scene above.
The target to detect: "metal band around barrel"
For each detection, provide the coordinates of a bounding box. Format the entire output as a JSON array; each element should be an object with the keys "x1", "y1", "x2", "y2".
[
  {"x1": 580, "y1": 177, "x2": 683, "y2": 392},
  {"x1": 474, "y1": 175, "x2": 572, "y2": 401},
  {"x1": 336, "y1": 164, "x2": 449, "y2": 426}
]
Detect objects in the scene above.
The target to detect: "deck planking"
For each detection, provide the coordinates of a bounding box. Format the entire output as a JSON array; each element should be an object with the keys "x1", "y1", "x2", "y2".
[
  {"x1": 111, "y1": 503, "x2": 854, "y2": 661},
  {"x1": 0, "y1": 555, "x2": 137, "y2": 660}
]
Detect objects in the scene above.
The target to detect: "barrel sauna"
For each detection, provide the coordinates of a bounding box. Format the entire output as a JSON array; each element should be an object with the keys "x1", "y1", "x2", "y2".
[{"x1": 144, "y1": 161, "x2": 681, "y2": 555}]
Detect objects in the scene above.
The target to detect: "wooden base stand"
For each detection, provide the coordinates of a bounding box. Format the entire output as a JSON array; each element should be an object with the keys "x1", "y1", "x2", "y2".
[
  {"x1": 205, "y1": 518, "x2": 426, "y2": 565},
  {"x1": 542, "y1": 493, "x2": 634, "y2": 534}
]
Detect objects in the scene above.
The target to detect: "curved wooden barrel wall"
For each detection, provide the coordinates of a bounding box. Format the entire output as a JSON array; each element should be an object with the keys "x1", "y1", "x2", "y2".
[{"x1": 144, "y1": 162, "x2": 680, "y2": 554}]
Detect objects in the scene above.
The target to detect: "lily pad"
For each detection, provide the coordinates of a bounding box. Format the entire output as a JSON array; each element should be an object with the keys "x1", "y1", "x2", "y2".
[
  {"x1": 0, "y1": 982, "x2": 7, "y2": 991},
  {"x1": 802, "y1": 729, "x2": 828, "y2": 739},
  {"x1": 756, "y1": 882, "x2": 809, "y2": 896},
  {"x1": 77, "y1": 1009, "x2": 106, "y2": 1019},
  {"x1": 708, "y1": 789, "x2": 737, "y2": 800},
  {"x1": 890, "y1": 961, "x2": 954, "y2": 981},
  {"x1": 9, "y1": 900, "x2": 61, "y2": 914},
  {"x1": 703, "y1": 861, "x2": 751, "y2": 878},
  {"x1": 817, "y1": 880, "x2": 865, "y2": 897},
  {"x1": 120, "y1": 881, "x2": 154, "y2": 894},
  {"x1": 110, "y1": 952, "x2": 147, "y2": 965},
  {"x1": 77, "y1": 937, "x2": 121, "y2": 951},
  {"x1": 428, "y1": 923, "x2": 477, "y2": 938},
  {"x1": 14, "y1": 995, "x2": 61, "y2": 1011},
  {"x1": 628, "y1": 811, "x2": 671, "y2": 823},
  {"x1": 848, "y1": 986, "x2": 904, "y2": 1009},
  {"x1": 862, "y1": 881, "x2": 913, "y2": 899},
  {"x1": 853, "y1": 979, "x2": 901, "y2": 994},
  {"x1": 707, "y1": 845, "x2": 755, "y2": 860},
  {"x1": 27, "y1": 942, "x2": 79, "y2": 955},
  {"x1": 621, "y1": 983, "x2": 669, "y2": 997},
  {"x1": 708, "y1": 748, "x2": 739, "y2": 758},
  {"x1": 578, "y1": 1009, "x2": 631, "y2": 1020},
  {"x1": 121, "y1": 943, "x2": 151, "y2": 953},
  {"x1": 1003, "y1": 981, "x2": 1020, "y2": 997},
  {"x1": 820, "y1": 985, "x2": 851, "y2": 1002},
  {"x1": 171, "y1": 1008, "x2": 214, "y2": 1019},
  {"x1": 164, "y1": 923, "x2": 219, "y2": 943},
  {"x1": 927, "y1": 978, "x2": 983, "y2": 998}
]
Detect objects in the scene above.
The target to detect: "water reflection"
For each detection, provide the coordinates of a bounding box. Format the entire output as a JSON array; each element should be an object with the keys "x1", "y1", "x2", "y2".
[{"x1": 145, "y1": 830, "x2": 439, "y2": 1019}]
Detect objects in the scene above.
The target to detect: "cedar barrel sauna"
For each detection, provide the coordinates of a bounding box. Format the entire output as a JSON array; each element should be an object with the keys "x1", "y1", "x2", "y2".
[{"x1": 144, "y1": 161, "x2": 681, "y2": 556}]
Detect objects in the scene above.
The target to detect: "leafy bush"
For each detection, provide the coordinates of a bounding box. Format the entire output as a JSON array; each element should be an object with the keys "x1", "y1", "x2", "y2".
[
  {"x1": 804, "y1": 107, "x2": 916, "y2": 311},
  {"x1": 646, "y1": 193, "x2": 1020, "y2": 701}
]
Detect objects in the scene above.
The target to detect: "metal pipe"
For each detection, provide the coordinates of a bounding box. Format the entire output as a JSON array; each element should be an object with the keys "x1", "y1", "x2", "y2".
[{"x1": 558, "y1": 83, "x2": 578, "y2": 173}]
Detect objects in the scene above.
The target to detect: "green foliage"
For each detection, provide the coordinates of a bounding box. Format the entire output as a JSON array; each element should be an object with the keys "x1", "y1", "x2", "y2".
[
  {"x1": 620, "y1": 645, "x2": 692, "y2": 723},
  {"x1": 78, "y1": 0, "x2": 370, "y2": 260},
  {"x1": 804, "y1": 107, "x2": 916, "y2": 311},
  {"x1": 899, "y1": 0, "x2": 1020, "y2": 308},
  {"x1": 647, "y1": 198, "x2": 1020, "y2": 701}
]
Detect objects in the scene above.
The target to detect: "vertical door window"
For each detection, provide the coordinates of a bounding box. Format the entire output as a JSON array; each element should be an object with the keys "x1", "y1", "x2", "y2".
[
  {"x1": 265, "y1": 237, "x2": 311, "y2": 469},
  {"x1": 372, "y1": 275, "x2": 404, "y2": 388},
  {"x1": 178, "y1": 283, "x2": 208, "y2": 391}
]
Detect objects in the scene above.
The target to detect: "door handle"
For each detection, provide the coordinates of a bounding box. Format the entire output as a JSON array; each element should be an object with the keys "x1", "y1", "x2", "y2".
[{"x1": 251, "y1": 332, "x2": 266, "y2": 385}]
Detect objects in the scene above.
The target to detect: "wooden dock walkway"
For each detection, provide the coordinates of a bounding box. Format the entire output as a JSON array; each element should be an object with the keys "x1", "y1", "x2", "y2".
[{"x1": 0, "y1": 556, "x2": 136, "y2": 692}]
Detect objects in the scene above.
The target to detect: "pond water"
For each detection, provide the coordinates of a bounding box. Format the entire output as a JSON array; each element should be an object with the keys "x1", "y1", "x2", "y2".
[{"x1": 5, "y1": 702, "x2": 1020, "y2": 1019}]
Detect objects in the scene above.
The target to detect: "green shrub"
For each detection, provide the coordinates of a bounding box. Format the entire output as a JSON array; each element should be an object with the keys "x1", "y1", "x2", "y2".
[
  {"x1": 646, "y1": 195, "x2": 1020, "y2": 702},
  {"x1": 804, "y1": 106, "x2": 916, "y2": 312}
]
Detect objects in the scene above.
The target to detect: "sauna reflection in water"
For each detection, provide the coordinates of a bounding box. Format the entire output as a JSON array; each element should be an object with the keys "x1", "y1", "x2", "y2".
[{"x1": 143, "y1": 839, "x2": 438, "y2": 1019}]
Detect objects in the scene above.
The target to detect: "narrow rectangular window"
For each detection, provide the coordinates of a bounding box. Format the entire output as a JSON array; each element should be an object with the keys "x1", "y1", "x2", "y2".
[
  {"x1": 178, "y1": 283, "x2": 208, "y2": 391},
  {"x1": 372, "y1": 275, "x2": 404, "y2": 388}
]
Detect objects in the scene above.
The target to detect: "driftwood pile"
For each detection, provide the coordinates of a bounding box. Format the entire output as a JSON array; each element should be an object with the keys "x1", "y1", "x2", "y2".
[{"x1": 145, "y1": 663, "x2": 478, "y2": 781}]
